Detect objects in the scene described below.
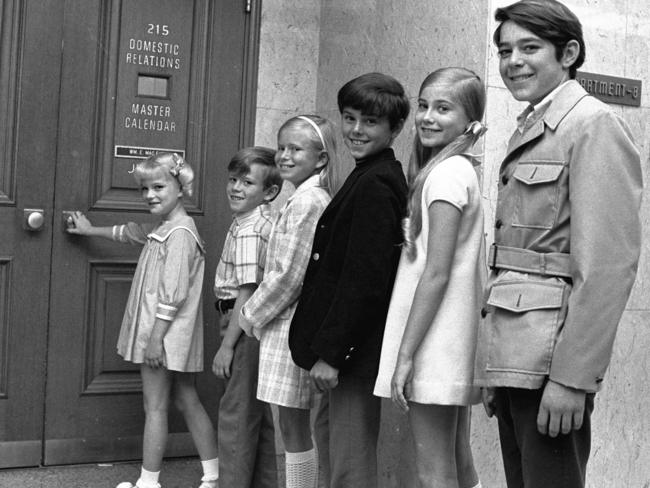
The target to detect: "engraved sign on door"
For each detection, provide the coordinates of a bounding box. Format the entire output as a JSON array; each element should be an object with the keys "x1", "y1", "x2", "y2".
[{"x1": 114, "y1": 0, "x2": 191, "y2": 176}]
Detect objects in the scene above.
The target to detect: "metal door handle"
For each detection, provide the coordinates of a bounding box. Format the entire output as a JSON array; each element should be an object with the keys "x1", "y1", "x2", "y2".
[
  {"x1": 23, "y1": 208, "x2": 45, "y2": 231},
  {"x1": 62, "y1": 210, "x2": 75, "y2": 230}
]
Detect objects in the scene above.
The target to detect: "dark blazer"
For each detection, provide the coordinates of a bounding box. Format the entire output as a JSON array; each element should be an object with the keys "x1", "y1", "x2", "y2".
[{"x1": 289, "y1": 148, "x2": 407, "y2": 378}]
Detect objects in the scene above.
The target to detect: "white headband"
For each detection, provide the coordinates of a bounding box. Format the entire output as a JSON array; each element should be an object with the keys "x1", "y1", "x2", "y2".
[{"x1": 297, "y1": 116, "x2": 327, "y2": 151}]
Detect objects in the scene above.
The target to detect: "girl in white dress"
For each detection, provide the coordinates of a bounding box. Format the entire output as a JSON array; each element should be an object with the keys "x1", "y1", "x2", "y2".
[
  {"x1": 239, "y1": 115, "x2": 339, "y2": 488},
  {"x1": 67, "y1": 153, "x2": 218, "y2": 488},
  {"x1": 374, "y1": 68, "x2": 487, "y2": 488}
]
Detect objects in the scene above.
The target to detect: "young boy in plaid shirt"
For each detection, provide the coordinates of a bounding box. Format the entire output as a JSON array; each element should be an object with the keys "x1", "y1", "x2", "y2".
[{"x1": 212, "y1": 147, "x2": 282, "y2": 488}]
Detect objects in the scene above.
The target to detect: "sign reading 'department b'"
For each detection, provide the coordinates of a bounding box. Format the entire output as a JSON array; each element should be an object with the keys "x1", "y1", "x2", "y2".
[{"x1": 576, "y1": 71, "x2": 642, "y2": 107}]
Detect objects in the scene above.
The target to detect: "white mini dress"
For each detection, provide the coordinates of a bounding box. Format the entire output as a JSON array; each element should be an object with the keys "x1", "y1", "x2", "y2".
[{"x1": 374, "y1": 155, "x2": 486, "y2": 405}]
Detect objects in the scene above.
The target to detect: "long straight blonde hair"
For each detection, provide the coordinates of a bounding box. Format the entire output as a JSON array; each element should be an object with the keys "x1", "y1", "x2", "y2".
[
  {"x1": 278, "y1": 114, "x2": 341, "y2": 196},
  {"x1": 404, "y1": 68, "x2": 486, "y2": 259}
]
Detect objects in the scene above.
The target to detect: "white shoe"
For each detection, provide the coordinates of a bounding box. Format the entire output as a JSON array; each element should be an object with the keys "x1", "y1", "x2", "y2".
[
  {"x1": 136, "y1": 482, "x2": 161, "y2": 488},
  {"x1": 117, "y1": 481, "x2": 161, "y2": 488}
]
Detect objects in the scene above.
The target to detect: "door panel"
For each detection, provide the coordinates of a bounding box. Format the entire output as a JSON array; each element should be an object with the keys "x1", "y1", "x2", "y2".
[
  {"x1": 0, "y1": 0, "x2": 254, "y2": 467},
  {"x1": 0, "y1": 0, "x2": 63, "y2": 468},
  {"x1": 44, "y1": 0, "x2": 246, "y2": 464}
]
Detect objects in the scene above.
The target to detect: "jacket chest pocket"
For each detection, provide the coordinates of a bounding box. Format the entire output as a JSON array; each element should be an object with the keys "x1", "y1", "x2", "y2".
[
  {"x1": 485, "y1": 277, "x2": 570, "y2": 375},
  {"x1": 512, "y1": 161, "x2": 565, "y2": 230}
]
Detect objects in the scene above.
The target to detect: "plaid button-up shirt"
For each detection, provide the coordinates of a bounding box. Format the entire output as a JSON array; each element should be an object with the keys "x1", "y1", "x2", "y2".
[{"x1": 213, "y1": 204, "x2": 275, "y2": 300}]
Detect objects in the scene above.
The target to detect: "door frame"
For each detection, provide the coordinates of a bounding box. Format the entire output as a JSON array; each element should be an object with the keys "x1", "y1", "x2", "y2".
[
  {"x1": 0, "y1": 0, "x2": 263, "y2": 468},
  {"x1": 0, "y1": 0, "x2": 64, "y2": 469}
]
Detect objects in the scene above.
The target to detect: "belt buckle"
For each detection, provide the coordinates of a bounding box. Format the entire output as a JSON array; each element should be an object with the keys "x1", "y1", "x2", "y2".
[{"x1": 539, "y1": 253, "x2": 547, "y2": 275}]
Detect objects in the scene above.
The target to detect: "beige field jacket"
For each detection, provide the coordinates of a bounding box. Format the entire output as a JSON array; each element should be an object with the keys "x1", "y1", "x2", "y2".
[{"x1": 475, "y1": 81, "x2": 642, "y2": 392}]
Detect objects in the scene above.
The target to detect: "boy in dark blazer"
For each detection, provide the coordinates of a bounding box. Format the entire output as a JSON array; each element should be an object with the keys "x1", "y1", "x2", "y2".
[{"x1": 289, "y1": 72, "x2": 409, "y2": 488}]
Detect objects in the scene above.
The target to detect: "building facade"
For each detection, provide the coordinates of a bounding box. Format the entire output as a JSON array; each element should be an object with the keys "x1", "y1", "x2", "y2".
[
  {"x1": 0, "y1": 0, "x2": 647, "y2": 486},
  {"x1": 253, "y1": 1, "x2": 649, "y2": 486}
]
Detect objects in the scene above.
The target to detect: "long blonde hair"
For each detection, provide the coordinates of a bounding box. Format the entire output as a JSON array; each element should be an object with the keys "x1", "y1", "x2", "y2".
[
  {"x1": 404, "y1": 68, "x2": 486, "y2": 259},
  {"x1": 278, "y1": 115, "x2": 341, "y2": 195}
]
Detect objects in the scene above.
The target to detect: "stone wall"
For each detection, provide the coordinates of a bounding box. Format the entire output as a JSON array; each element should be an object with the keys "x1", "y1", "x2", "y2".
[{"x1": 254, "y1": 1, "x2": 650, "y2": 485}]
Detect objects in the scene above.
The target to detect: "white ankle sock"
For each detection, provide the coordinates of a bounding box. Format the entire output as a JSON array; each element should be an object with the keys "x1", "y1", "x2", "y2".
[
  {"x1": 285, "y1": 448, "x2": 318, "y2": 488},
  {"x1": 200, "y1": 457, "x2": 219, "y2": 484},
  {"x1": 135, "y1": 467, "x2": 160, "y2": 488}
]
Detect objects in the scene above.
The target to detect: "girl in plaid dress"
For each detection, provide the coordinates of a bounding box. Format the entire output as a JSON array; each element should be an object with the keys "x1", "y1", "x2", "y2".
[{"x1": 239, "y1": 115, "x2": 339, "y2": 488}]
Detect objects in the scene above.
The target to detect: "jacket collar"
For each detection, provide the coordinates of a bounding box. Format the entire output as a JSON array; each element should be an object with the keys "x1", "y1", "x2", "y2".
[
  {"x1": 506, "y1": 80, "x2": 589, "y2": 156},
  {"x1": 354, "y1": 147, "x2": 395, "y2": 168},
  {"x1": 326, "y1": 148, "x2": 396, "y2": 212}
]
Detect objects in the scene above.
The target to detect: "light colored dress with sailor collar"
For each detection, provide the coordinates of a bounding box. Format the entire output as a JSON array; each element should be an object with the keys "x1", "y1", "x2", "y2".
[{"x1": 115, "y1": 215, "x2": 206, "y2": 372}]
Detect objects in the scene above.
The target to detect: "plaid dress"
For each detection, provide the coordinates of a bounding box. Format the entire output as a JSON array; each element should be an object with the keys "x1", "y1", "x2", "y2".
[{"x1": 241, "y1": 175, "x2": 330, "y2": 408}]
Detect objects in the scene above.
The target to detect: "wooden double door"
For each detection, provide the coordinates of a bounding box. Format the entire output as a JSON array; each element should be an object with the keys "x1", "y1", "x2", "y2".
[{"x1": 0, "y1": 0, "x2": 257, "y2": 467}]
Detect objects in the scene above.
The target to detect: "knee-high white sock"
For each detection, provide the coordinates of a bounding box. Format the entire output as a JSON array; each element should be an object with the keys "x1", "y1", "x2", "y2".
[
  {"x1": 285, "y1": 448, "x2": 318, "y2": 488},
  {"x1": 200, "y1": 457, "x2": 219, "y2": 486}
]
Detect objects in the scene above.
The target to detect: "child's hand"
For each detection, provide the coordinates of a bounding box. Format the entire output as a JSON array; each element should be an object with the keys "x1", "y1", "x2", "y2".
[
  {"x1": 212, "y1": 345, "x2": 234, "y2": 378},
  {"x1": 238, "y1": 311, "x2": 255, "y2": 337},
  {"x1": 310, "y1": 359, "x2": 339, "y2": 392},
  {"x1": 144, "y1": 337, "x2": 165, "y2": 369},
  {"x1": 65, "y1": 211, "x2": 93, "y2": 235},
  {"x1": 390, "y1": 357, "x2": 414, "y2": 413},
  {"x1": 481, "y1": 387, "x2": 497, "y2": 418}
]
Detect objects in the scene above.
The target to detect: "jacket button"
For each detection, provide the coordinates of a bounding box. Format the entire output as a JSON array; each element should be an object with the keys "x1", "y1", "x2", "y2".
[
  {"x1": 480, "y1": 307, "x2": 488, "y2": 318},
  {"x1": 344, "y1": 355, "x2": 350, "y2": 360},
  {"x1": 313, "y1": 252, "x2": 320, "y2": 261},
  {"x1": 495, "y1": 219, "x2": 503, "y2": 229},
  {"x1": 501, "y1": 175, "x2": 509, "y2": 185}
]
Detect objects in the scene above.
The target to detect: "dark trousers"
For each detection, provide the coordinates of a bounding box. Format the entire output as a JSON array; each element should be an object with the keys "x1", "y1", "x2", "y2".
[
  {"x1": 315, "y1": 375, "x2": 381, "y2": 488},
  {"x1": 494, "y1": 386, "x2": 595, "y2": 488},
  {"x1": 218, "y1": 331, "x2": 277, "y2": 488}
]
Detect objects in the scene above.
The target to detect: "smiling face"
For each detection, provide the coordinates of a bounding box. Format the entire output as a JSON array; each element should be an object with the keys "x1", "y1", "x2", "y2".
[
  {"x1": 226, "y1": 163, "x2": 276, "y2": 216},
  {"x1": 497, "y1": 20, "x2": 572, "y2": 105},
  {"x1": 340, "y1": 107, "x2": 401, "y2": 161},
  {"x1": 275, "y1": 125, "x2": 326, "y2": 187},
  {"x1": 415, "y1": 83, "x2": 470, "y2": 156},
  {"x1": 140, "y1": 170, "x2": 184, "y2": 220}
]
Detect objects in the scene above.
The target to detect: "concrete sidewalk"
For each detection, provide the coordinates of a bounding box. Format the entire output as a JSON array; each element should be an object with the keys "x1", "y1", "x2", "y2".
[{"x1": 0, "y1": 457, "x2": 286, "y2": 488}]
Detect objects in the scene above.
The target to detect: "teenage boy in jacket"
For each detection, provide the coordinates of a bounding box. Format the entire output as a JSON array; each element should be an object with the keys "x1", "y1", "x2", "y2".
[{"x1": 475, "y1": 1, "x2": 642, "y2": 487}]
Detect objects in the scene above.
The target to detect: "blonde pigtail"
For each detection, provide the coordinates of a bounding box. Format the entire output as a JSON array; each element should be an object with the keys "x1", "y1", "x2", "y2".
[
  {"x1": 402, "y1": 216, "x2": 416, "y2": 260},
  {"x1": 169, "y1": 153, "x2": 195, "y2": 197}
]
